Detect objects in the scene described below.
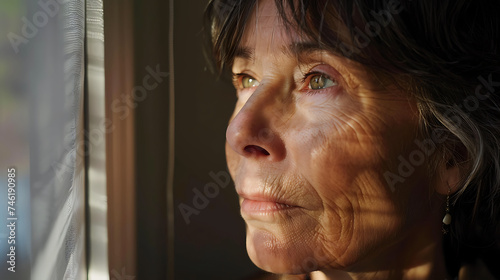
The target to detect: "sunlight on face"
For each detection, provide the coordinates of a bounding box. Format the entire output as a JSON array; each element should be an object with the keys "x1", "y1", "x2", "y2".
[{"x1": 225, "y1": 0, "x2": 434, "y2": 275}]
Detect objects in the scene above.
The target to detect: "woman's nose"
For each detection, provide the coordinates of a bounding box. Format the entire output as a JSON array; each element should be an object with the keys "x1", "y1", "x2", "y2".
[{"x1": 226, "y1": 87, "x2": 286, "y2": 161}]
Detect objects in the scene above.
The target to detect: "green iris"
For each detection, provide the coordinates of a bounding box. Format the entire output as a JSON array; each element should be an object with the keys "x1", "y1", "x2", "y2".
[
  {"x1": 242, "y1": 76, "x2": 260, "y2": 88},
  {"x1": 309, "y1": 74, "x2": 337, "y2": 90}
]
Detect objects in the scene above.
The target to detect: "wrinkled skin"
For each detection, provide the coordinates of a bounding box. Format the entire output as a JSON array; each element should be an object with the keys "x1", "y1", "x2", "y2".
[{"x1": 225, "y1": 1, "x2": 448, "y2": 279}]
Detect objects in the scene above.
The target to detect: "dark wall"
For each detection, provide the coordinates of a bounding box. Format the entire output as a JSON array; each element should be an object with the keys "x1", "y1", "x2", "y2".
[{"x1": 133, "y1": 1, "x2": 262, "y2": 279}]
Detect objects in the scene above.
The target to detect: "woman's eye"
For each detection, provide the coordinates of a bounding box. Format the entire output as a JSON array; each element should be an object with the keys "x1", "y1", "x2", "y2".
[
  {"x1": 308, "y1": 74, "x2": 337, "y2": 90},
  {"x1": 241, "y1": 76, "x2": 260, "y2": 88}
]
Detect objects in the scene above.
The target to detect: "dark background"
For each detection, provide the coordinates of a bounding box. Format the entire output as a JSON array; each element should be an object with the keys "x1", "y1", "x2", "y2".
[{"x1": 130, "y1": 0, "x2": 263, "y2": 279}]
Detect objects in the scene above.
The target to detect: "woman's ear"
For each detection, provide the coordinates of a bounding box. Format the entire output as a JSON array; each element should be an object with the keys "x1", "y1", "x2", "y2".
[
  {"x1": 435, "y1": 161, "x2": 461, "y2": 195},
  {"x1": 435, "y1": 146, "x2": 467, "y2": 195}
]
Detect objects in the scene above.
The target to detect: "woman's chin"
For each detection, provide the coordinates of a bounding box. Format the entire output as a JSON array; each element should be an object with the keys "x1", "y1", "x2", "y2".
[{"x1": 245, "y1": 226, "x2": 321, "y2": 275}]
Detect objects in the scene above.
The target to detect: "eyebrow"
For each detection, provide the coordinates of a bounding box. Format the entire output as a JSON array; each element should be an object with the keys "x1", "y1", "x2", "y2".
[
  {"x1": 234, "y1": 42, "x2": 327, "y2": 62},
  {"x1": 234, "y1": 46, "x2": 254, "y2": 60}
]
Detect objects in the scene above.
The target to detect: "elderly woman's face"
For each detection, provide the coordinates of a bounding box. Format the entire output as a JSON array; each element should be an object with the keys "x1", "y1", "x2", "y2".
[{"x1": 225, "y1": 0, "x2": 435, "y2": 274}]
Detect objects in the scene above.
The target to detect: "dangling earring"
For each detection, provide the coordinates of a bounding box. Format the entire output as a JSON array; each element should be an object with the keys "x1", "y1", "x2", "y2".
[{"x1": 442, "y1": 188, "x2": 452, "y2": 234}]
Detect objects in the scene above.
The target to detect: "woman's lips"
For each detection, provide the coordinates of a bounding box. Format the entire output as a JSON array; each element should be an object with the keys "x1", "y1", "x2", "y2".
[{"x1": 240, "y1": 197, "x2": 301, "y2": 220}]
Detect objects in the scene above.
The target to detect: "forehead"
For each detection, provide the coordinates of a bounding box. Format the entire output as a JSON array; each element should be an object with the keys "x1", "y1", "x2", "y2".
[
  {"x1": 240, "y1": 0, "x2": 296, "y2": 49},
  {"x1": 251, "y1": 0, "x2": 282, "y2": 27}
]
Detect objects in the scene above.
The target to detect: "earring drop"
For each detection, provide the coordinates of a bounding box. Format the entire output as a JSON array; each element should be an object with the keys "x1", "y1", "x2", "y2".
[{"x1": 442, "y1": 189, "x2": 451, "y2": 234}]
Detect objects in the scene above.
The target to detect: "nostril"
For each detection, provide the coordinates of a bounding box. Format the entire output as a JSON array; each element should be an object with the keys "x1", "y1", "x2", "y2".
[{"x1": 244, "y1": 145, "x2": 270, "y2": 156}]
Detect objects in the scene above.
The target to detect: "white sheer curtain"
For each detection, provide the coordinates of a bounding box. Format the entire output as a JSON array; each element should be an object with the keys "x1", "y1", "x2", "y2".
[
  {"x1": 29, "y1": 0, "x2": 86, "y2": 279},
  {"x1": 1, "y1": 0, "x2": 88, "y2": 279}
]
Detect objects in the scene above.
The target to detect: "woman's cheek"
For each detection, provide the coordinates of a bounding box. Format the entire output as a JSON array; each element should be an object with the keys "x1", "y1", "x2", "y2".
[{"x1": 287, "y1": 96, "x2": 412, "y2": 260}]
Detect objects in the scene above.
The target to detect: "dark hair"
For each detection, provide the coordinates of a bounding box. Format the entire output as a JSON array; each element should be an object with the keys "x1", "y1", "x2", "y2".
[{"x1": 204, "y1": 0, "x2": 500, "y2": 276}]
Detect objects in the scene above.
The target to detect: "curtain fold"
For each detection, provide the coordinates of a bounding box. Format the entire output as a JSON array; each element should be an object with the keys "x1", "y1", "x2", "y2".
[{"x1": 28, "y1": 0, "x2": 86, "y2": 279}]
